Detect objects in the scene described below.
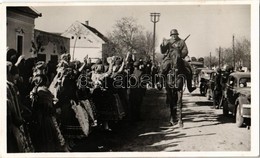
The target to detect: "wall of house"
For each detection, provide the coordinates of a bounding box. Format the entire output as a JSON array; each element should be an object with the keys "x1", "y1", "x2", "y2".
[
  {"x1": 34, "y1": 30, "x2": 70, "y2": 63},
  {"x1": 71, "y1": 47, "x2": 102, "y2": 62},
  {"x1": 66, "y1": 33, "x2": 104, "y2": 62},
  {"x1": 7, "y1": 11, "x2": 35, "y2": 59},
  {"x1": 61, "y1": 22, "x2": 105, "y2": 63}
]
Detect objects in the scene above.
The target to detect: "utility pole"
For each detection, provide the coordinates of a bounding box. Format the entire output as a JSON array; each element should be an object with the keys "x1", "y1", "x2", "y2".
[
  {"x1": 218, "y1": 46, "x2": 221, "y2": 68},
  {"x1": 232, "y1": 35, "x2": 235, "y2": 69},
  {"x1": 150, "y1": 12, "x2": 160, "y2": 64},
  {"x1": 209, "y1": 52, "x2": 211, "y2": 69}
]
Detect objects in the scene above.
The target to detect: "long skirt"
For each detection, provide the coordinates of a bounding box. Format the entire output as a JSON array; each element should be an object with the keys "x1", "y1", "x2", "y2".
[
  {"x1": 92, "y1": 88, "x2": 125, "y2": 121},
  {"x1": 60, "y1": 99, "x2": 91, "y2": 139},
  {"x1": 30, "y1": 115, "x2": 66, "y2": 152},
  {"x1": 8, "y1": 124, "x2": 34, "y2": 153}
]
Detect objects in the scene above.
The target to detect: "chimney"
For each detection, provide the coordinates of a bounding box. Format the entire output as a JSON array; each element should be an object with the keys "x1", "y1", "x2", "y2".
[{"x1": 85, "y1": 21, "x2": 89, "y2": 26}]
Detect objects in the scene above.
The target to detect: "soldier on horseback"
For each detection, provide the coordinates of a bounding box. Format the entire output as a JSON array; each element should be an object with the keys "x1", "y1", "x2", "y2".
[
  {"x1": 160, "y1": 29, "x2": 196, "y2": 127},
  {"x1": 160, "y1": 29, "x2": 196, "y2": 93}
]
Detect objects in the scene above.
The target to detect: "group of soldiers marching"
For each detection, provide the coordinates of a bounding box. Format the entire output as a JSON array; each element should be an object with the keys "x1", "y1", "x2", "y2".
[{"x1": 6, "y1": 48, "x2": 159, "y2": 152}]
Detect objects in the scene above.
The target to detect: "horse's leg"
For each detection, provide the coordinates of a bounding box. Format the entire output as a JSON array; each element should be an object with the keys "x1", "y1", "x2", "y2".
[
  {"x1": 177, "y1": 90, "x2": 183, "y2": 128},
  {"x1": 166, "y1": 83, "x2": 177, "y2": 125},
  {"x1": 176, "y1": 76, "x2": 184, "y2": 128}
]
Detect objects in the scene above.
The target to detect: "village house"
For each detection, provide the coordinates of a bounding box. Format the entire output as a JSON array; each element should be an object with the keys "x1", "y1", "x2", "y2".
[
  {"x1": 7, "y1": 7, "x2": 41, "y2": 59},
  {"x1": 61, "y1": 21, "x2": 108, "y2": 63},
  {"x1": 7, "y1": 7, "x2": 70, "y2": 63},
  {"x1": 33, "y1": 29, "x2": 70, "y2": 63}
]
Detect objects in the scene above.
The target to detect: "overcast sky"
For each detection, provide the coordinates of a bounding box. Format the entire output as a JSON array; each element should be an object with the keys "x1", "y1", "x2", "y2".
[{"x1": 33, "y1": 4, "x2": 250, "y2": 58}]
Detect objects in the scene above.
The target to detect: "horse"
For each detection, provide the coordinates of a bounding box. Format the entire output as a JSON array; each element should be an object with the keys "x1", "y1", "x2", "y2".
[{"x1": 159, "y1": 42, "x2": 189, "y2": 128}]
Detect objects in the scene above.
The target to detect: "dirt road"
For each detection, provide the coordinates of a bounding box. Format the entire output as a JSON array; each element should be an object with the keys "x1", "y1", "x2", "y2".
[{"x1": 73, "y1": 88, "x2": 251, "y2": 152}]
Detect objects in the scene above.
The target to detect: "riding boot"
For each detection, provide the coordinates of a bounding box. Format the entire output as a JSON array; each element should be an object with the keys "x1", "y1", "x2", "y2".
[
  {"x1": 169, "y1": 107, "x2": 177, "y2": 126},
  {"x1": 187, "y1": 74, "x2": 196, "y2": 93},
  {"x1": 183, "y1": 60, "x2": 196, "y2": 93}
]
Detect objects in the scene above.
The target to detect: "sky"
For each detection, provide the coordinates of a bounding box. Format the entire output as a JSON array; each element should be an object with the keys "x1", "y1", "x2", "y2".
[{"x1": 33, "y1": 4, "x2": 250, "y2": 58}]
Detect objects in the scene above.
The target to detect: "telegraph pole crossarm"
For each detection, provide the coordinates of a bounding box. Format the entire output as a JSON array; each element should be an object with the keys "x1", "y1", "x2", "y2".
[{"x1": 150, "y1": 12, "x2": 160, "y2": 64}]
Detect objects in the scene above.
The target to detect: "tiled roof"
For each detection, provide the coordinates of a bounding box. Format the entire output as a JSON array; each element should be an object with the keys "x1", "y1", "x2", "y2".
[
  {"x1": 81, "y1": 23, "x2": 108, "y2": 42},
  {"x1": 7, "y1": 6, "x2": 42, "y2": 18},
  {"x1": 34, "y1": 29, "x2": 69, "y2": 39}
]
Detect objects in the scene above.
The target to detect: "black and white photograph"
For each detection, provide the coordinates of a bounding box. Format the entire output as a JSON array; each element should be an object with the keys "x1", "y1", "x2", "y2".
[{"x1": 1, "y1": 1, "x2": 259, "y2": 157}]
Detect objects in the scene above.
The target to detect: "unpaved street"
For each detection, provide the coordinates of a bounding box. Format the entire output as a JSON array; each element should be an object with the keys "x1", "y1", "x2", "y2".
[{"x1": 73, "y1": 88, "x2": 250, "y2": 152}]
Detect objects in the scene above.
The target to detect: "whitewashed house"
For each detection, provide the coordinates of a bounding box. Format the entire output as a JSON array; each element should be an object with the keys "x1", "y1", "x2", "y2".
[
  {"x1": 7, "y1": 7, "x2": 41, "y2": 58},
  {"x1": 61, "y1": 21, "x2": 108, "y2": 62},
  {"x1": 33, "y1": 29, "x2": 70, "y2": 63}
]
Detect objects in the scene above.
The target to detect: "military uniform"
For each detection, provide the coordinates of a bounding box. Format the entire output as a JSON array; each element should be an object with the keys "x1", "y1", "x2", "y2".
[
  {"x1": 213, "y1": 69, "x2": 222, "y2": 109},
  {"x1": 160, "y1": 29, "x2": 195, "y2": 127},
  {"x1": 160, "y1": 29, "x2": 195, "y2": 93}
]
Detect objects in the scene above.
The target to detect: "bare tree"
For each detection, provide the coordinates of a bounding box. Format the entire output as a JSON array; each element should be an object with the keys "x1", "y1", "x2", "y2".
[
  {"x1": 222, "y1": 47, "x2": 234, "y2": 67},
  {"x1": 235, "y1": 37, "x2": 251, "y2": 68},
  {"x1": 204, "y1": 56, "x2": 218, "y2": 68},
  {"x1": 31, "y1": 35, "x2": 45, "y2": 55},
  {"x1": 208, "y1": 37, "x2": 251, "y2": 69},
  {"x1": 143, "y1": 31, "x2": 154, "y2": 57},
  {"x1": 67, "y1": 22, "x2": 85, "y2": 60},
  {"x1": 106, "y1": 17, "x2": 155, "y2": 60}
]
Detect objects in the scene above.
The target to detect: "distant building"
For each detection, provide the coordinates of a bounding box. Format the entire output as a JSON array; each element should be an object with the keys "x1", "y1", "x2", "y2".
[
  {"x1": 7, "y1": 7, "x2": 41, "y2": 58},
  {"x1": 61, "y1": 21, "x2": 108, "y2": 62},
  {"x1": 33, "y1": 29, "x2": 70, "y2": 63}
]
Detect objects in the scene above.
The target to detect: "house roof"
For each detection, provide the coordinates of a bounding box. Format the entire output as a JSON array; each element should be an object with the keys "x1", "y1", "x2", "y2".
[
  {"x1": 81, "y1": 23, "x2": 108, "y2": 42},
  {"x1": 34, "y1": 29, "x2": 70, "y2": 40},
  {"x1": 7, "y1": 6, "x2": 42, "y2": 18}
]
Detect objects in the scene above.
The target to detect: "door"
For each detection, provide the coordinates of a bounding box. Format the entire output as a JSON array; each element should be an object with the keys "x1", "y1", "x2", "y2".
[
  {"x1": 50, "y1": 55, "x2": 58, "y2": 63},
  {"x1": 17, "y1": 35, "x2": 23, "y2": 56},
  {"x1": 38, "y1": 54, "x2": 46, "y2": 62}
]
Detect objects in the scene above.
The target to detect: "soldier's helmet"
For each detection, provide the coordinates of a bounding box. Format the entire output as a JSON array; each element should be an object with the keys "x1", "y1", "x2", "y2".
[{"x1": 170, "y1": 29, "x2": 179, "y2": 36}]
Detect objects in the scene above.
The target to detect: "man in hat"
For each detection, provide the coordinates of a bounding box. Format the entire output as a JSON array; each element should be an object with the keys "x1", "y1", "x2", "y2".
[
  {"x1": 129, "y1": 61, "x2": 145, "y2": 121},
  {"x1": 160, "y1": 29, "x2": 196, "y2": 93},
  {"x1": 213, "y1": 68, "x2": 222, "y2": 109}
]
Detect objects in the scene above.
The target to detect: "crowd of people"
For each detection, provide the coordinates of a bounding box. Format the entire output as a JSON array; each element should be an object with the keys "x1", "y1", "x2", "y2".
[{"x1": 6, "y1": 48, "x2": 160, "y2": 152}]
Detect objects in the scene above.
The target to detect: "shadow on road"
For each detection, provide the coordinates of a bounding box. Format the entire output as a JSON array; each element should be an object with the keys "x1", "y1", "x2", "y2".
[
  {"x1": 195, "y1": 101, "x2": 213, "y2": 106},
  {"x1": 71, "y1": 89, "x2": 240, "y2": 152},
  {"x1": 190, "y1": 93, "x2": 204, "y2": 97}
]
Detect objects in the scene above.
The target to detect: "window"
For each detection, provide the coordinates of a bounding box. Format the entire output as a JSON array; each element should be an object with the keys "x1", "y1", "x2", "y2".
[
  {"x1": 50, "y1": 55, "x2": 58, "y2": 63},
  {"x1": 17, "y1": 35, "x2": 23, "y2": 55},
  {"x1": 239, "y1": 77, "x2": 251, "y2": 88},
  {"x1": 38, "y1": 54, "x2": 46, "y2": 62},
  {"x1": 71, "y1": 36, "x2": 74, "y2": 39},
  {"x1": 79, "y1": 37, "x2": 81, "y2": 39}
]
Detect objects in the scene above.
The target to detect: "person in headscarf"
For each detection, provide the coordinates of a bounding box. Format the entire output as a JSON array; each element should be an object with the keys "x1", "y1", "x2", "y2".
[
  {"x1": 7, "y1": 62, "x2": 34, "y2": 153},
  {"x1": 91, "y1": 56, "x2": 126, "y2": 131},
  {"x1": 49, "y1": 53, "x2": 71, "y2": 103},
  {"x1": 91, "y1": 59, "x2": 106, "y2": 88},
  {"x1": 29, "y1": 74, "x2": 69, "y2": 152},
  {"x1": 50, "y1": 54, "x2": 91, "y2": 149},
  {"x1": 76, "y1": 57, "x2": 98, "y2": 128}
]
